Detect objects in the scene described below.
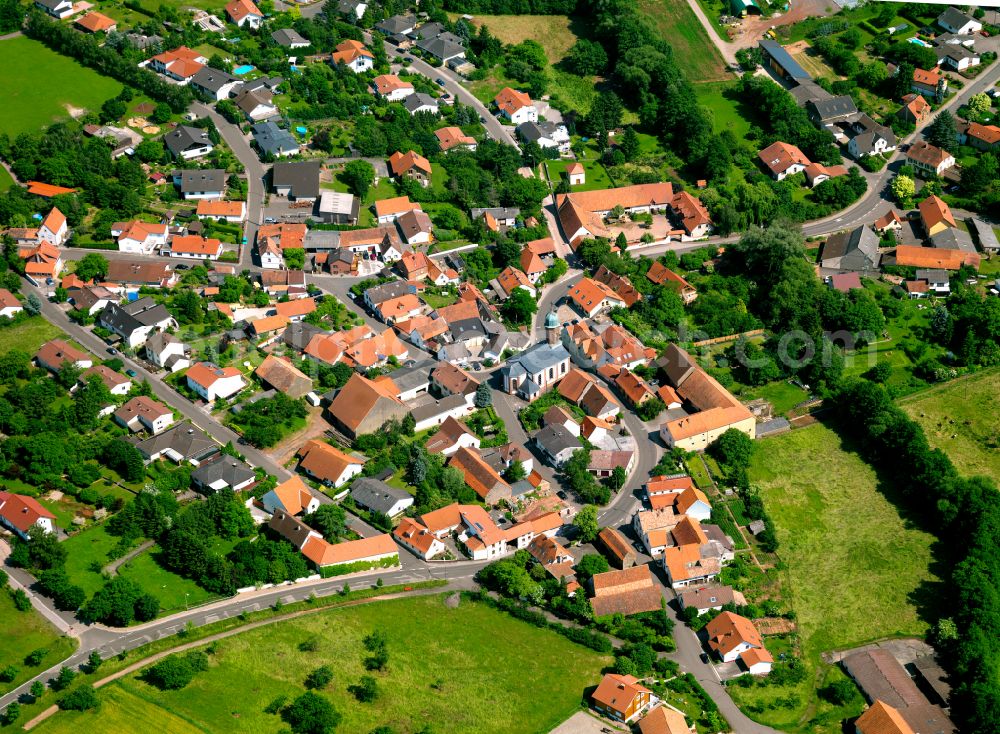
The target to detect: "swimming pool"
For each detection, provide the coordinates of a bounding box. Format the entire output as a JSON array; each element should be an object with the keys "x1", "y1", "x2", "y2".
[
  {"x1": 295, "y1": 126, "x2": 307, "y2": 135},
  {"x1": 233, "y1": 64, "x2": 255, "y2": 75},
  {"x1": 907, "y1": 37, "x2": 932, "y2": 48}
]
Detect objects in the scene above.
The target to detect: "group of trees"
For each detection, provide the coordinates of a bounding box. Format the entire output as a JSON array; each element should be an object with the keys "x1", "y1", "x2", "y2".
[
  {"x1": 834, "y1": 380, "x2": 1000, "y2": 732},
  {"x1": 227, "y1": 392, "x2": 308, "y2": 448}
]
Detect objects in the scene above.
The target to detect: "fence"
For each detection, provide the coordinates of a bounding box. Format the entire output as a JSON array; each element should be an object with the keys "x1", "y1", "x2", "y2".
[{"x1": 691, "y1": 329, "x2": 766, "y2": 348}]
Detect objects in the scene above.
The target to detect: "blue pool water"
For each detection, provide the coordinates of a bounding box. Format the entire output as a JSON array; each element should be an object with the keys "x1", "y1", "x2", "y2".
[
  {"x1": 233, "y1": 64, "x2": 255, "y2": 75},
  {"x1": 907, "y1": 37, "x2": 932, "y2": 48},
  {"x1": 296, "y1": 126, "x2": 307, "y2": 134}
]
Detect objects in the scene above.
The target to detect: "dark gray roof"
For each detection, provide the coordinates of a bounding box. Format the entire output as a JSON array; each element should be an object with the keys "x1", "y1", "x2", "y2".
[
  {"x1": 243, "y1": 76, "x2": 284, "y2": 93},
  {"x1": 135, "y1": 421, "x2": 219, "y2": 463},
  {"x1": 176, "y1": 168, "x2": 225, "y2": 193},
  {"x1": 271, "y1": 28, "x2": 309, "y2": 47},
  {"x1": 364, "y1": 279, "x2": 414, "y2": 305},
  {"x1": 190, "y1": 67, "x2": 239, "y2": 94},
  {"x1": 789, "y1": 80, "x2": 831, "y2": 107},
  {"x1": 759, "y1": 39, "x2": 811, "y2": 80},
  {"x1": 410, "y1": 394, "x2": 468, "y2": 423},
  {"x1": 967, "y1": 218, "x2": 1000, "y2": 250},
  {"x1": 808, "y1": 95, "x2": 858, "y2": 122},
  {"x1": 271, "y1": 161, "x2": 320, "y2": 199},
  {"x1": 384, "y1": 360, "x2": 433, "y2": 393},
  {"x1": 821, "y1": 225, "x2": 880, "y2": 268},
  {"x1": 534, "y1": 423, "x2": 582, "y2": 456},
  {"x1": 349, "y1": 477, "x2": 412, "y2": 515},
  {"x1": 471, "y1": 207, "x2": 520, "y2": 221},
  {"x1": 191, "y1": 455, "x2": 255, "y2": 490},
  {"x1": 337, "y1": 0, "x2": 364, "y2": 13},
  {"x1": 376, "y1": 14, "x2": 416, "y2": 35},
  {"x1": 916, "y1": 268, "x2": 949, "y2": 282},
  {"x1": 252, "y1": 121, "x2": 299, "y2": 156},
  {"x1": 282, "y1": 321, "x2": 325, "y2": 351},
  {"x1": 516, "y1": 121, "x2": 563, "y2": 143},
  {"x1": 938, "y1": 6, "x2": 977, "y2": 30},
  {"x1": 415, "y1": 36, "x2": 465, "y2": 60},
  {"x1": 414, "y1": 21, "x2": 444, "y2": 39},
  {"x1": 99, "y1": 298, "x2": 172, "y2": 336},
  {"x1": 502, "y1": 342, "x2": 569, "y2": 378},
  {"x1": 929, "y1": 227, "x2": 975, "y2": 253},
  {"x1": 125, "y1": 32, "x2": 163, "y2": 50},
  {"x1": 36, "y1": 0, "x2": 68, "y2": 10},
  {"x1": 936, "y1": 44, "x2": 977, "y2": 64},
  {"x1": 164, "y1": 125, "x2": 212, "y2": 156},
  {"x1": 437, "y1": 31, "x2": 465, "y2": 47},
  {"x1": 448, "y1": 317, "x2": 487, "y2": 342},
  {"x1": 404, "y1": 93, "x2": 439, "y2": 113}
]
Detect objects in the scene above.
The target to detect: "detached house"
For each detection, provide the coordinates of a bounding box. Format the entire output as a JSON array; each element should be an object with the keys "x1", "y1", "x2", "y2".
[
  {"x1": 372, "y1": 74, "x2": 414, "y2": 102},
  {"x1": 911, "y1": 67, "x2": 947, "y2": 100},
  {"x1": 331, "y1": 40, "x2": 374, "y2": 73},
  {"x1": 39, "y1": 207, "x2": 68, "y2": 247},
  {"x1": 297, "y1": 439, "x2": 364, "y2": 489},
  {"x1": 0, "y1": 492, "x2": 56, "y2": 540},
  {"x1": 919, "y1": 194, "x2": 956, "y2": 237},
  {"x1": 164, "y1": 125, "x2": 213, "y2": 161},
  {"x1": 568, "y1": 277, "x2": 626, "y2": 318},
  {"x1": 99, "y1": 297, "x2": 177, "y2": 348},
  {"x1": 35, "y1": 0, "x2": 74, "y2": 19},
  {"x1": 191, "y1": 67, "x2": 243, "y2": 101},
  {"x1": 174, "y1": 169, "x2": 226, "y2": 200},
  {"x1": 164, "y1": 234, "x2": 223, "y2": 260},
  {"x1": 114, "y1": 396, "x2": 175, "y2": 434},
  {"x1": 146, "y1": 332, "x2": 189, "y2": 372},
  {"x1": 907, "y1": 140, "x2": 955, "y2": 177},
  {"x1": 758, "y1": 141, "x2": 809, "y2": 181},
  {"x1": 937, "y1": 6, "x2": 981, "y2": 35},
  {"x1": 494, "y1": 87, "x2": 537, "y2": 125},
  {"x1": 185, "y1": 361, "x2": 245, "y2": 401},
  {"x1": 225, "y1": 0, "x2": 263, "y2": 28},
  {"x1": 0, "y1": 289, "x2": 22, "y2": 319},
  {"x1": 350, "y1": 477, "x2": 414, "y2": 518},
  {"x1": 591, "y1": 674, "x2": 653, "y2": 724},
  {"x1": 35, "y1": 339, "x2": 93, "y2": 373},
  {"x1": 263, "y1": 475, "x2": 320, "y2": 516},
  {"x1": 898, "y1": 94, "x2": 931, "y2": 125},
  {"x1": 148, "y1": 46, "x2": 207, "y2": 84},
  {"x1": 435, "y1": 126, "x2": 477, "y2": 152},
  {"x1": 112, "y1": 221, "x2": 169, "y2": 255},
  {"x1": 705, "y1": 611, "x2": 773, "y2": 674},
  {"x1": 388, "y1": 150, "x2": 432, "y2": 187}
]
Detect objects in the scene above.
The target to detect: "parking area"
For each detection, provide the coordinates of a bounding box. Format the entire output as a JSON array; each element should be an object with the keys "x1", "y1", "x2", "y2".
[
  {"x1": 548, "y1": 711, "x2": 627, "y2": 734},
  {"x1": 262, "y1": 197, "x2": 316, "y2": 224}
]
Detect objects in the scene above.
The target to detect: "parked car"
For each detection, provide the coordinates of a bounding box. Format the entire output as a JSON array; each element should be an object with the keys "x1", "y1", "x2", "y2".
[
  {"x1": 106, "y1": 347, "x2": 118, "y2": 355},
  {"x1": 264, "y1": 216, "x2": 278, "y2": 224},
  {"x1": 175, "y1": 264, "x2": 190, "y2": 270},
  {"x1": 435, "y1": 77, "x2": 445, "y2": 86},
  {"x1": 125, "y1": 369, "x2": 138, "y2": 378}
]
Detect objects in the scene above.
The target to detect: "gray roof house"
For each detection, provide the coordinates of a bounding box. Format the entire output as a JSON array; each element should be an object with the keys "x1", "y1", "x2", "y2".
[
  {"x1": 337, "y1": 0, "x2": 367, "y2": 18},
  {"x1": 163, "y1": 125, "x2": 213, "y2": 160},
  {"x1": 930, "y1": 227, "x2": 976, "y2": 253},
  {"x1": 937, "y1": 6, "x2": 981, "y2": 34},
  {"x1": 125, "y1": 32, "x2": 163, "y2": 50},
  {"x1": 271, "y1": 161, "x2": 320, "y2": 201},
  {"x1": 968, "y1": 218, "x2": 1000, "y2": 252},
  {"x1": 282, "y1": 321, "x2": 325, "y2": 352},
  {"x1": 820, "y1": 225, "x2": 880, "y2": 273},
  {"x1": 534, "y1": 423, "x2": 582, "y2": 467},
  {"x1": 404, "y1": 93, "x2": 440, "y2": 116},
  {"x1": 174, "y1": 168, "x2": 226, "y2": 199},
  {"x1": 807, "y1": 95, "x2": 858, "y2": 125},
  {"x1": 383, "y1": 359, "x2": 433, "y2": 399},
  {"x1": 364, "y1": 280, "x2": 416, "y2": 309},
  {"x1": 98, "y1": 297, "x2": 177, "y2": 348},
  {"x1": 191, "y1": 455, "x2": 256, "y2": 493},
  {"x1": 252, "y1": 121, "x2": 300, "y2": 158},
  {"x1": 134, "y1": 421, "x2": 219, "y2": 465},
  {"x1": 190, "y1": 67, "x2": 242, "y2": 101},
  {"x1": 376, "y1": 14, "x2": 416, "y2": 36},
  {"x1": 272, "y1": 28, "x2": 310, "y2": 48},
  {"x1": 350, "y1": 477, "x2": 414, "y2": 517},
  {"x1": 415, "y1": 36, "x2": 465, "y2": 62}
]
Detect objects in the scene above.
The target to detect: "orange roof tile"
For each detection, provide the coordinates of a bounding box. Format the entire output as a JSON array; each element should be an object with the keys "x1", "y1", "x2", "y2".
[{"x1": 494, "y1": 87, "x2": 533, "y2": 115}]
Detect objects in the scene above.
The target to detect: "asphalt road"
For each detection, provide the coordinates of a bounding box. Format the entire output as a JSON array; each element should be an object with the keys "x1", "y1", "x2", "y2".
[{"x1": 25, "y1": 280, "x2": 291, "y2": 481}]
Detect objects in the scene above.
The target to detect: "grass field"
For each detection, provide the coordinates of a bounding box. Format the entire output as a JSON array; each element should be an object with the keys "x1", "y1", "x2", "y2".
[
  {"x1": 0, "y1": 165, "x2": 13, "y2": 192},
  {"x1": 694, "y1": 82, "x2": 752, "y2": 138},
  {"x1": 0, "y1": 37, "x2": 122, "y2": 138},
  {"x1": 735, "y1": 424, "x2": 940, "y2": 731},
  {"x1": 637, "y1": 0, "x2": 729, "y2": 83},
  {"x1": 899, "y1": 368, "x2": 1000, "y2": 482},
  {"x1": 36, "y1": 594, "x2": 610, "y2": 734},
  {"x1": 0, "y1": 591, "x2": 78, "y2": 695},
  {"x1": 0, "y1": 318, "x2": 62, "y2": 357}
]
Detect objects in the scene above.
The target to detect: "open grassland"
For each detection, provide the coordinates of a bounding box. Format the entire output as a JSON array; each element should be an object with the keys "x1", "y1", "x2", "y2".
[
  {"x1": 637, "y1": 0, "x2": 729, "y2": 83},
  {"x1": 899, "y1": 368, "x2": 1000, "y2": 482},
  {"x1": 0, "y1": 591, "x2": 78, "y2": 695},
  {"x1": 36, "y1": 594, "x2": 610, "y2": 734},
  {"x1": 694, "y1": 82, "x2": 751, "y2": 138},
  {"x1": 734, "y1": 424, "x2": 940, "y2": 732},
  {"x1": 0, "y1": 318, "x2": 62, "y2": 357},
  {"x1": 0, "y1": 37, "x2": 121, "y2": 138}
]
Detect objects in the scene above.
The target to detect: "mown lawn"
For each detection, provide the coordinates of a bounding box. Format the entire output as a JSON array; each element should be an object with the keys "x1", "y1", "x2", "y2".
[
  {"x1": 637, "y1": 0, "x2": 729, "y2": 83},
  {"x1": 545, "y1": 158, "x2": 615, "y2": 192},
  {"x1": 0, "y1": 590, "x2": 78, "y2": 695},
  {"x1": 735, "y1": 423, "x2": 940, "y2": 732},
  {"x1": 694, "y1": 82, "x2": 751, "y2": 138},
  {"x1": 36, "y1": 594, "x2": 610, "y2": 734},
  {"x1": 0, "y1": 165, "x2": 13, "y2": 192},
  {"x1": 0, "y1": 317, "x2": 62, "y2": 357},
  {"x1": 0, "y1": 36, "x2": 122, "y2": 137},
  {"x1": 899, "y1": 368, "x2": 1000, "y2": 482}
]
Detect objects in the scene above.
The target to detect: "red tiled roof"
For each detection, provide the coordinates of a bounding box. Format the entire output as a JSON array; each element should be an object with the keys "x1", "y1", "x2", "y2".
[{"x1": 0, "y1": 491, "x2": 55, "y2": 533}]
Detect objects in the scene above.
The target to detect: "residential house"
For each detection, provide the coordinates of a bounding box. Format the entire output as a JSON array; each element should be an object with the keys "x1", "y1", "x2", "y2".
[
  {"x1": 855, "y1": 701, "x2": 916, "y2": 734},
  {"x1": 331, "y1": 40, "x2": 374, "y2": 73},
  {"x1": 492, "y1": 266, "x2": 536, "y2": 300},
  {"x1": 35, "y1": 0, "x2": 74, "y2": 18},
  {"x1": 534, "y1": 423, "x2": 582, "y2": 467},
  {"x1": 113, "y1": 395, "x2": 174, "y2": 434},
  {"x1": 647, "y1": 261, "x2": 697, "y2": 303},
  {"x1": 186, "y1": 361, "x2": 245, "y2": 401},
  {"x1": 430, "y1": 362, "x2": 480, "y2": 401},
  {"x1": 517, "y1": 121, "x2": 570, "y2": 153},
  {"x1": 919, "y1": 195, "x2": 956, "y2": 237},
  {"x1": 396, "y1": 209, "x2": 434, "y2": 245},
  {"x1": 957, "y1": 121, "x2": 1000, "y2": 151},
  {"x1": 472, "y1": 207, "x2": 520, "y2": 233},
  {"x1": 225, "y1": 0, "x2": 263, "y2": 28},
  {"x1": 134, "y1": 421, "x2": 219, "y2": 465},
  {"x1": 874, "y1": 210, "x2": 905, "y2": 234},
  {"x1": 0, "y1": 289, "x2": 22, "y2": 319},
  {"x1": 567, "y1": 277, "x2": 626, "y2": 318},
  {"x1": 937, "y1": 6, "x2": 981, "y2": 35},
  {"x1": 678, "y1": 585, "x2": 746, "y2": 615},
  {"x1": 657, "y1": 344, "x2": 755, "y2": 451},
  {"x1": 556, "y1": 183, "x2": 674, "y2": 246},
  {"x1": 272, "y1": 161, "x2": 321, "y2": 201},
  {"x1": 0, "y1": 492, "x2": 55, "y2": 540},
  {"x1": 615, "y1": 369, "x2": 657, "y2": 408},
  {"x1": 375, "y1": 14, "x2": 415, "y2": 36},
  {"x1": 434, "y1": 126, "x2": 476, "y2": 152},
  {"x1": 415, "y1": 35, "x2": 465, "y2": 63},
  {"x1": 191, "y1": 455, "x2": 256, "y2": 493},
  {"x1": 388, "y1": 150, "x2": 432, "y2": 187},
  {"x1": 112, "y1": 221, "x2": 169, "y2": 255},
  {"x1": 253, "y1": 121, "x2": 299, "y2": 158},
  {"x1": 164, "y1": 234, "x2": 223, "y2": 260},
  {"x1": 849, "y1": 115, "x2": 897, "y2": 158},
  {"x1": 372, "y1": 74, "x2": 414, "y2": 102},
  {"x1": 272, "y1": 28, "x2": 310, "y2": 48},
  {"x1": 591, "y1": 674, "x2": 653, "y2": 724},
  {"x1": 337, "y1": 0, "x2": 366, "y2": 19},
  {"x1": 638, "y1": 706, "x2": 696, "y2": 734},
  {"x1": 500, "y1": 341, "x2": 571, "y2": 401},
  {"x1": 819, "y1": 226, "x2": 881, "y2": 273},
  {"x1": 907, "y1": 141, "x2": 955, "y2": 177},
  {"x1": 19, "y1": 240, "x2": 63, "y2": 285},
  {"x1": 891, "y1": 244, "x2": 979, "y2": 270},
  {"x1": 255, "y1": 354, "x2": 313, "y2": 398},
  {"x1": 914, "y1": 268, "x2": 951, "y2": 295},
  {"x1": 326, "y1": 373, "x2": 408, "y2": 439},
  {"x1": 758, "y1": 141, "x2": 810, "y2": 180},
  {"x1": 519, "y1": 246, "x2": 549, "y2": 284},
  {"x1": 190, "y1": 67, "x2": 243, "y2": 101},
  {"x1": 494, "y1": 87, "x2": 537, "y2": 125},
  {"x1": 99, "y1": 297, "x2": 176, "y2": 348},
  {"x1": 590, "y1": 564, "x2": 664, "y2": 617},
  {"x1": 197, "y1": 200, "x2": 246, "y2": 223},
  {"x1": 75, "y1": 12, "x2": 117, "y2": 32},
  {"x1": 898, "y1": 94, "x2": 931, "y2": 125},
  {"x1": 705, "y1": 612, "x2": 773, "y2": 674},
  {"x1": 38, "y1": 207, "x2": 68, "y2": 247},
  {"x1": 164, "y1": 125, "x2": 213, "y2": 161},
  {"x1": 670, "y1": 191, "x2": 712, "y2": 238},
  {"x1": 78, "y1": 364, "x2": 131, "y2": 396},
  {"x1": 146, "y1": 332, "x2": 189, "y2": 372},
  {"x1": 936, "y1": 43, "x2": 980, "y2": 71},
  {"x1": 448, "y1": 447, "x2": 512, "y2": 505},
  {"x1": 106, "y1": 260, "x2": 177, "y2": 289},
  {"x1": 911, "y1": 67, "x2": 947, "y2": 100},
  {"x1": 34, "y1": 339, "x2": 93, "y2": 373},
  {"x1": 804, "y1": 162, "x2": 849, "y2": 188},
  {"x1": 148, "y1": 47, "x2": 206, "y2": 83},
  {"x1": 404, "y1": 93, "x2": 439, "y2": 116},
  {"x1": 394, "y1": 517, "x2": 446, "y2": 560},
  {"x1": 297, "y1": 439, "x2": 364, "y2": 488},
  {"x1": 235, "y1": 88, "x2": 279, "y2": 122},
  {"x1": 262, "y1": 475, "x2": 320, "y2": 516},
  {"x1": 425, "y1": 416, "x2": 481, "y2": 456},
  {"x1": 593, "y1": 265, "x2": 642, "y2": 307},
  {"x1": 350, "y1": 477, "x2": 414, "y2": 518},
  {"x1": 174, "y1": 169, "x2": 225, "y2": 199}
]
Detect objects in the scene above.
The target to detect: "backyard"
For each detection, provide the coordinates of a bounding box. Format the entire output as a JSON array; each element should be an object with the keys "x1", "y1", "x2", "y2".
[
  {"x1": 735, "y1": 423, "x2": 941, "y2": 732},
  {"x1": 898, "y1": 368, "x2": 1000, "y2": 481},
  {"x1": 35, "y1": 594, "x2": 610, "y2": 734},
  {"x1": 0, "y1": 36, "x2": 122, "y2": 138},
  {"x1": 0, "y1": 589, "x2": 77, "y2": 695}
]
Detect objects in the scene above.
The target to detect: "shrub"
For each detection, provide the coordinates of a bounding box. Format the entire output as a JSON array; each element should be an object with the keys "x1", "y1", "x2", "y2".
[{"x1": 58, "y1": 685, "x2": 99, "y2": 711}]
